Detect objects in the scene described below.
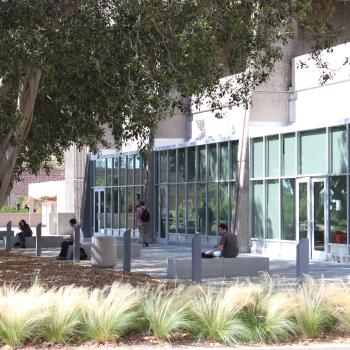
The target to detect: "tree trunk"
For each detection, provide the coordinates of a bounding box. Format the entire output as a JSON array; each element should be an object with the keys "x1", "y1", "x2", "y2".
[
  {"x1": 232, "y1": 107, "x2": 250, "y2": 253},
  {"x1": 0, "y1": 68, "x2": 41, "y2": 208}
]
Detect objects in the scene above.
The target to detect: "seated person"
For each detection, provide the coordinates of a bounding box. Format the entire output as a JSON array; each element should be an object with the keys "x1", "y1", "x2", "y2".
[
  {"x1": 201, "y1": 223, "x2": 239, "y2": 258},
  {"x1": 56, "y1": 218, "x2": 84, "y2": 260},
  {"x1": 14, "y1": 219, "x2": 33, "y2": 248}
]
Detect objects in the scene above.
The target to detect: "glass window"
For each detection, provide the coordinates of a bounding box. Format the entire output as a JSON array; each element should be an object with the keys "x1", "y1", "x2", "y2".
[
  {"x1": 252, "y1": 138, "x2": 263, "y2": 178},
  {"x1": 282, "y1": 133, "x2": 295, "y2": 177},
  {"x1": 120, "y1": 188, "x2": 126, "y2": 228},
  {"x1": 208, "y1": 144, "x2": 217, "y2": 181},
  {"x1": 113, "y1": 157, "x2": 119, "y2": 186},
  {"x1": 187, "y1": 183, "x2": 196, "y2": 234},
  {"x1": 106, "y1": 188, "x2": 112, "y2": 228},
  {"x1": 134, "y1": 155, "x2": 142, "y2": 185},
  {"x1": 188, "y1": 147, "x2": 196, "y2": 182},
  {"x1": 266, "y1": 180, "x2": 279, "y2": 239},
  {"x1": 331, "y1": 126, "x2": 347, "y2": 174},
  {"x1": 127, "y1": 155, "x2": 134, "y2": 186},
  {"x1": 197, "y1": 184, "x2": 206, "y2": 234},
  {"x1": 330, "y1": 176, "x2": 347, "y2": 244},
  {"x1": 300, "y1": 129, "x2": 327, "y2": 174},
  {"x1": 100, "y1": 190, "x2": 105, "y2": 231},
  {"x1": 159, "y1": 185, "x2": 167, "y2": 238},
  {"x1": 168, "y1": 185, "x2": 176, "y2": 233},
  {"x1": 159, "y1": 151, "x2": 167, "y2": 183},
  {"x1": 135, "y1": 186, "x2": 142, "y2": 206},
  {"x1": 228, "y1": 182, "x2": 234, "y2": 230},
  {"x1": 168, "y1": 150, "x2": 176, "y2": 183},
  {"x1": 119, "y1": 156, "x2": 126, "y2": 186},
  {"x1": 178, "y1": 149, "x2": 185, "y2": 183},
  {"x1": 219, "y1": 182, "x2": 229, "y2": 227},
  {"x1": 198, "y1": 146, "x2": 206, "y2": 181},
  {"x1": 106, "y1": 158, "x2": 113, "y2": 186},
  {"x1": 231, "y1": 141, "x2": 238, "y2": 179},
  {"x1": 178, "y1": 184, "x2": 186, "y2": 234},
  {"x1": 95, "y1": 159, "x2": 106, "y2": 186},
  {"x1": 127, "y1": 187, "x2": 134, "y2": 229},
  {"x1": 219, "y1": 142, "x2": 229, "y2": 180},
  {"x1": 266, "y1": 136, "x2": 279, "y2": 177},
  {"x1": 112, "y1": 188, "x2": 119, "y2": 229},
  {"x1": 281, "y1": 179, "x2": 295, "y2": 240},
  {"x1": 94, "y1": 191, "x2": 98, "y2": 232},
  {"x1": 252, "y1": 181, "x2": 264, "y2": 238},
  {"x1": 208, "y1": 183, "x2": 217, "y2": 235}
]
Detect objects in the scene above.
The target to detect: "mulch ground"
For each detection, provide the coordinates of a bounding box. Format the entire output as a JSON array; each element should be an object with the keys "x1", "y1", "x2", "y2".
[{"x1": 0, "y1": 251, "x2": 171, "y2": 290}]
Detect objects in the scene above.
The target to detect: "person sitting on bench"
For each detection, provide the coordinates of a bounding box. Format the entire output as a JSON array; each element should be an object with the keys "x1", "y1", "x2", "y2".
[
  {"x1": 56, "y1": 218, "x2": 84, "y2": 260},
  {"x1": 14, "y1": 219, "x2": 32, "y2": 248},
  {"x1": 201, "y1": 223, "x2": 239, "y2": 258}
]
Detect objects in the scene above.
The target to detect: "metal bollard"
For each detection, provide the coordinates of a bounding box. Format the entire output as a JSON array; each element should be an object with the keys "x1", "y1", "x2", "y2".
[
  {"x1": 296, "y1": 238, "x2": 309, "y2": 282},
  {"x1": 36, "y1": 223, "x2": 42, "y2": 256},
  {"x1": 73, "y1": 224, "x2": 80, "y2": 263},
  {"x1": 5, "y1": 221, "x2": 13, "y2": 252},
  {"x1": 192, "y1": 233, "x2": 202, "y2": 283},
  {"x1": 123, "y1": 229, "x2": 131, "y2": 272}
]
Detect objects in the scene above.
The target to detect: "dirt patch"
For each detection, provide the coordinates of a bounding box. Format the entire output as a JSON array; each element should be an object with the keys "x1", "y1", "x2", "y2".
[{"x1": 0, "y1": 251, "x2": 172, "y2": 290}]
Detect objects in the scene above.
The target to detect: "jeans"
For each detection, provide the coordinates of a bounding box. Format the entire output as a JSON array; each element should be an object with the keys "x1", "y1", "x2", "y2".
[
  {"x1": 59, "y1": 240, "x2": 73, "y2": 257},
  {"x1": 18, "y1": 231, "x2": 32, "y2": 246},
  {"x1": 139, "y1": 223, "x2": 149, "y2": 245}
]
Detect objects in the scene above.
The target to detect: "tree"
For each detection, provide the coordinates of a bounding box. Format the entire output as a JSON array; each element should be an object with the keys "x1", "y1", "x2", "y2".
[{"x1": 0, "y1": 0, "x2": 342, "y2": 208}]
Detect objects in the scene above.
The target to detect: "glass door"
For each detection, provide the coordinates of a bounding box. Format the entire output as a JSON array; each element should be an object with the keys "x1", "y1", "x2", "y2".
[
  {"x1": 296, "y1": 178, "x2": 327, "y2": 260},
  {"x1": 93, "y1": 189, "x2": 105, "y2": 234}
]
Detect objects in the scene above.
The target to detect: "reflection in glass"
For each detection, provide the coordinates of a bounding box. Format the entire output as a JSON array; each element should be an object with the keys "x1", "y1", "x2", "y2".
[
  {"x1": 330, "y1": 176, "x2": 347, "y2": 244},
  {"x1": 120, "y1": 188, "x2": 126, "y2": 228},
  {"x1": 127, "y1": 187, "x2": 134, "y2": 229},
  {"x1": 112, "y1": 188, "x2": 118, "y2": 229},
  {"x1": 252, "y1": 138, "x2": 263, "y2": 178},
  {"x1": 188, "y1": 147, "x2": 196, "y2": 182},
  {"x1": 208, "y1": 144, "x2": 217, "y2": 181},
  {"x1": 219, "y1": 143, "x2": 229, "y2": 180},
  {"x1": 127, "y1": 156, "x2": 134, "y2": 186},
  {"x1": 159, "y1": 151, "x2": 167, "y2": 183},
  {"x1": 281, "y1": 179, "x2": 295, "y2": 240},
  {"x1": 282, "y1": 134, "x2": 295, "y2": 176},
  {"x1": 331, "y1": 126, "x2": 347, "y2": 174},
  {"x1": 113, "y1": 157, "x2": 119, "y2": 186},
  {"x1": 159, "y1": 186, "x2": 167, "y2": 238},
  {"x1": 134, "y1": 155, "x2": 141, "y2": 185},
  {"x1": 298, "y1": 182, "x2": 308, "y2": 240},
  {"x1": 178, "y1": 184, "x2": 186, "y2": 234},
  {"x1": 178, "y1": 149, "x2": 185, "y2": 183},
  {"x1": 106, "y1": 158, "x2": 113, "y2": 186},
  {"x1": 119, "y1": 156, "x2": 126, "y2": 186},
  {"x1": 106, "y1": 188, "x2": 112, "y2": 228},
  {"x1": 94, "y1": 191, "x2": 98, "y2": 232},
  {"x1": 100, "y1": 190, "x2": 105, "y2": 230},
  {"x1": 197, "y1": 184, "x2": 206, "y2": 234},
  {"x1": 208, "y1": 183, "x2": 217, "y2": 235},
  {"x1": 168, "y1": 150, "x2": 176, "y2": 183},
  {"x1": 252, "y1": 181, "x2": 263, "y2": 238},
  {"x1": 267, "y1": 136, "x2": 279, "y2": 178},
  {"x1": 300, "y1": 129, "x2": 326, "y2": 174},
  {"x1": 187, "y1": 184, "x2": 196, "y2": 234},
  {"x1": 135, "y1": 186, "x2": 142, "y2": 206},
  {"x1": 168, "y1": 185, "x2": 176, "y2": 233},
  {"x1": 313, "y1": 181, "x2": 325, "y2": 251},
  {"x1": 198, "y1": 146, "x2": 206, "y2": 181},
  {"x1": 95, "y1": 159, "x2": 106, "y2": 186},
  {"x1": 219, "y1": 183, "x2": 229, "y2": 226},
  {"x1": 231, "y1": 142, "x2": 238, "y2": 179},
  {"x1": 266, "y1": 180, "x2": 279, "y2": 239}
]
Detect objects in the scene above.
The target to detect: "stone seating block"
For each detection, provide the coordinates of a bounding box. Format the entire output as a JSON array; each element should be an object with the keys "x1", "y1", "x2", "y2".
[
  {"x1": 23, "y1": 236, "x2": 64, "y2": 248},
  {"x1": 167, "y1": 256, "x2": 269, "y2": 279}
]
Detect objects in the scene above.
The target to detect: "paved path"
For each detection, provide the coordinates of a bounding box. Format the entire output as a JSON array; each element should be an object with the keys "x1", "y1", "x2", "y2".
[{"x1": 7, "y1": 243, "x2": 350, "y2": 286}]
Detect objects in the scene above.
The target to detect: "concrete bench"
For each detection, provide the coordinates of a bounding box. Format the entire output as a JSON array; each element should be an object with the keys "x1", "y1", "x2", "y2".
[
  {"x1": 67, "y1": 242, "x2": 141, "y2": 260},
  {"x1": 167, "y1": 256, "x2": 269, "y2": 279},
  {"x1": 22, "y1": 236, "x2": 64, "y2": 248}
]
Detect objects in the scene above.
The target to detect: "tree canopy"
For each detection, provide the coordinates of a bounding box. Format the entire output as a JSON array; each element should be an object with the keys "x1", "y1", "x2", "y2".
[{"x1": 0, "y1": 0, "x2": 342, "y2": 206}]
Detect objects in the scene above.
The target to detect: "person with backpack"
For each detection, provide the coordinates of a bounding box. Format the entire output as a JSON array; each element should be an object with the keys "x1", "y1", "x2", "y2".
[{"x1": 136, "y1": 201, "x2": 150, "y2": 247}]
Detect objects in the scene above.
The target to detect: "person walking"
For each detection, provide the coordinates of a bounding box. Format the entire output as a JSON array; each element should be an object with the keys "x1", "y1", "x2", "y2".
[{"x1": 136, "y1": 201, "x2": 150, "y2": 247}]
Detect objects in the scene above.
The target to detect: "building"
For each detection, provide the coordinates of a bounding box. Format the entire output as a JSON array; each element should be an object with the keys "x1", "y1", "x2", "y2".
[{"x1": 66, "y1": 3, "x2": 350, "y2": 261}]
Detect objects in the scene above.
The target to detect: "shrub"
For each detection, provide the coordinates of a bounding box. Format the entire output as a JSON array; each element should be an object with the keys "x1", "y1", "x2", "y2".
[
  {"x1": 80, "y1": 282, "x2": 142, "y2": 342},
  {"x1": 143, "y1": 287, "x2": 191, "y2": 339}
]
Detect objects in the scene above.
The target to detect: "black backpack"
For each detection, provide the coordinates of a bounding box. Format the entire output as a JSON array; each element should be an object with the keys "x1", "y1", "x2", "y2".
[{"x1": 140, "y1": 207, "x2": 150, "y2": 223}]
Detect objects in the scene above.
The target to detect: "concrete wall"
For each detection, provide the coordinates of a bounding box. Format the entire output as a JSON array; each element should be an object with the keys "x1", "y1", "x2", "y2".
[{"x1": 0, "y1": 213, "x2": 42, "y2": 229}]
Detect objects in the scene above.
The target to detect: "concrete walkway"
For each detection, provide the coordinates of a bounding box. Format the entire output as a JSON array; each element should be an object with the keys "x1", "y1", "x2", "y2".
[{"x1": 8, "y1": 243, "x2": 350, "y2": 285}]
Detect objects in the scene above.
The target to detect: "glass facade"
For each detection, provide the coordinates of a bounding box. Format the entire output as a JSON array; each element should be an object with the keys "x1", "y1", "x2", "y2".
[
  {"x1": 155, "y1": 140, "x2": 237, "y2": 242},
  {"x1": 250, "y1": 124, "x2": 349, "y2": 258},
  {"x1": 91, "y1": 154, "x2": 144, "y2": 234}
]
